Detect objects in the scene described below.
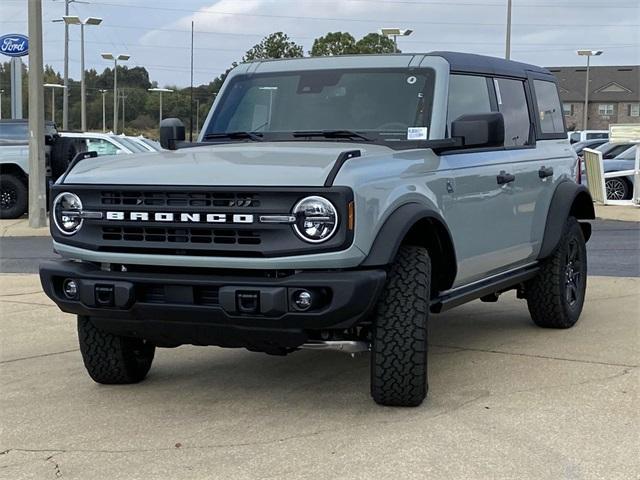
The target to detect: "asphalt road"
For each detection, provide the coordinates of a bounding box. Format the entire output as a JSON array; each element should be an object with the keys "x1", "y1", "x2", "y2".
[{"x1": 1, "y1": 219, "x2": 638, "y2": 276}]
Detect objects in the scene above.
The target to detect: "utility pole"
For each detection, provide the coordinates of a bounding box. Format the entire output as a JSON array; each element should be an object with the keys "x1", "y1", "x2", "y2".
[
  {"x1": 99, "y1": 89, "x2": 107, "y2": 132},
  {"x1": 120, "y1": 91, "x2": 127, "y2": 133},
  {"x1": 505, "y1": 0, "x2": 512, "y2": 60},
  {"x1": 63, "y1": 0, "x2": 70, "y2": 129},
  {"x1": 189, "y1": 20, "x2": 194, "y2": 142},
  {"x1": 28, "y1": 0, "x2": 47, "y2": 227}
]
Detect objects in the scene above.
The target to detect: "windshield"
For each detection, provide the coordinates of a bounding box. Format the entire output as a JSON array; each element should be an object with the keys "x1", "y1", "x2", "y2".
[
  {"x1": 113, "y1": 136, "x2": 148, "y2": 153},
  {"x1": 616, "y1": 145, "x2": 637, "y2": 160},
  {"x1": 205, "y1": 68, "x2": 435, "y2": 145}
]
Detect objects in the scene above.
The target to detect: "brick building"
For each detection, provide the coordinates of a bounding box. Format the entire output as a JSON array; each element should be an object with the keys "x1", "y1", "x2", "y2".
[{"x1": 547, "y1": 65, "x2": 640, "y2": 131}]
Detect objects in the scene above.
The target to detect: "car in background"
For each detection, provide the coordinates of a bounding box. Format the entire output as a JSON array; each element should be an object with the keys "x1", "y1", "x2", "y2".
[
  {"x1": 595, "y1": 141, "x2": 635, "y2": 160},
  {"x1": 603, "y1": 145, "x2": 637, "y2": 200},
  {"x1": 1, "y1": 119, "x2": 84, "y2": 219},
  {"x1": 113, "y1": 134, "x2": 152, "y2": 154},
  {"x1": 572, "y1": 138, "x2": 608, "y2": 157},
  {"x1": 134, "y1": 135, "x2": 163, "y2": 151},
  {"x1": 121, "y1": 135, "x2": 162, "y2": 152},
  {"x1": 60, "y1": 132, "x2": 138, "y2": 156},
  {"x1": 568, "y1": 130, "x2": 609, "y2": 144}
]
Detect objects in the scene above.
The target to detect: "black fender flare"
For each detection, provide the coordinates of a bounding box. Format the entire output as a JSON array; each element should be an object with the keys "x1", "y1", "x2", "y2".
[
  {"x1": 538, "y1": 181, "x2": 595, "y2": 260},
  {"x1": 361, "y1": 203, "x2": 457, "y2": 291}
]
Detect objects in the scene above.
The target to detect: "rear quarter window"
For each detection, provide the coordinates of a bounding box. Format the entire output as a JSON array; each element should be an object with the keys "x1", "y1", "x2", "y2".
[{"x1": 533, "y1": 80, "x2": 565, "y2": 136}]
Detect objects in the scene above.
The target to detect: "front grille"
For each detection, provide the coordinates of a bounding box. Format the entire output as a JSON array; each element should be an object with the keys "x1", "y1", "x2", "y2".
[
  {"x1": 52, "y1": 185, "x2": 354, "y2": 257},
  {"x1": 102, "y1": 226, "x2": 261, "y2": 245},
  {"x1": 101, "y1": 190, "x2": 259, "y2": 208}
]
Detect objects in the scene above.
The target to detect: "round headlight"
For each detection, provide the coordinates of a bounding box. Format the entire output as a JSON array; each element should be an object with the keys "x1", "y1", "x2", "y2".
[
  {"x1": 53, "y1": 192, "x2": 83, "y2": 235},
  {"x1": 292, "y1": 196, "x2": 338, "y2": 243}
]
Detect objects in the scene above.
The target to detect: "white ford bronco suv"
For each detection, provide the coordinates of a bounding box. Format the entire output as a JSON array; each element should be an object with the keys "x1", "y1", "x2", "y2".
[{"x1": 40, "y1": 52, "x2": 594, "y2": 406}]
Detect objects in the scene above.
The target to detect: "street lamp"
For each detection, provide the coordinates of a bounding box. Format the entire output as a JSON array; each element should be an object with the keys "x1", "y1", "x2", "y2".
[
  {"x1": 101, "y1": 53, "x2": 130, "y2": 134},
  {"x1": 380, "y1": 28, "x2": 413, "y2": 53},
  {"x1": 577, "y1": 49, "x2": 603, "y2": 131},
  {"x1": 0, "y1": 89, "x2": 4, "y2": 120},
  {"x1": 44, "y1": 83, "x2": 66, "y2": 124},
  {"x1": 98, "y1": 89, "x2": 107, "y2": 132},
  {"x1": 63, "y1": 16, "x2": 102, "y2": 131},
  {"x1": 148, "y1": 87, "x2": 174, "y2": 126}
]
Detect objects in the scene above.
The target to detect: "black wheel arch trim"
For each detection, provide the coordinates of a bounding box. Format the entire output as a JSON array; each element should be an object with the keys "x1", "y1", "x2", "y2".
[
  {"x1": 361, "y1": 202, "x2": 457, "y2": 291},
  {"x1": 538, "y1": 181, "x2": 595, "y2": 260}
]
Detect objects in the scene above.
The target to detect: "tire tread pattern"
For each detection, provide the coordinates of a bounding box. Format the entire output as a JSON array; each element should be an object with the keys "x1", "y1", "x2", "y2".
[
  {"x1": 526, "y1": 216, "x2": 587, "y2": 329},
  {"x1": 371, "y1": 246, "x2": 430, "y2": 407},
  {"x1": 78, "y1": 316, "x2": 155, "y2": 384}
]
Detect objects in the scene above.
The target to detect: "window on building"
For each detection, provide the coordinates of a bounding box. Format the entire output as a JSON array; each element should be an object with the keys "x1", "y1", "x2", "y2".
[
  {"x1": 447, "y1": 74, "x2": 491, "y2": 129},
  {"x1": 494, "y1": 78, "x2": 531, "y2": 146},
  {"x1": 562, "y1": 103, "x2": 574, "y2": 116},
  {"x1": 629, "y1": 103, "x2": 640, "y2": 117},
  {"x1": 598, "y1": 104, "x2": 614, "y2": 116},
  {"x1": 533, "y1": 80, "x2": 564, "y2": 134}
]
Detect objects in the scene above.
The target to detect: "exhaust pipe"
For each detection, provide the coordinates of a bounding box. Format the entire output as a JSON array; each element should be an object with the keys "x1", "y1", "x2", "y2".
[{"x1": 300, "y1": 340, "x2": 369, "y2": 355}]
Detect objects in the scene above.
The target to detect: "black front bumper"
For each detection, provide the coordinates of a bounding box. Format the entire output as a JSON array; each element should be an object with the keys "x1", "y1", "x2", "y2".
[{"x1": 39, "y1": 260, "x2": 386, "y2": 351}]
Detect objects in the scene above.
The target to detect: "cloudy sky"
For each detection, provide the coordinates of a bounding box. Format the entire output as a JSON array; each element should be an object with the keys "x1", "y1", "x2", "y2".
[{"x1": 2, "y1": 0, "x2": 639, "y2": 87}]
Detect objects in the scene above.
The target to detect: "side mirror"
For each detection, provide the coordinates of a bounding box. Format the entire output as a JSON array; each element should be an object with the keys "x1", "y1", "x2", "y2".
[
  {"x1": 160, "y1": 118, "x2": 186, "y2": 150},
  {"x1": 451, "y1": 112, "x2": 504, "y2": 149}
]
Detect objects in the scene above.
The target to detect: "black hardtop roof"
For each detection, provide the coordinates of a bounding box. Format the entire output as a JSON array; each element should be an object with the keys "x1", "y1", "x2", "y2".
[
  {"x1": 427, "y1": 51, "x2": 553, "y2": 78},
  {"x1": 244, "y1": 51, "x2": 554, "y2": 80}
]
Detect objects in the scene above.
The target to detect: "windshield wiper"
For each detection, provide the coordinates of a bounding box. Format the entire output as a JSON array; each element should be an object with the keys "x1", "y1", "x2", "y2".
[
  {"x1": 203, "y1": 131, "x2": 264, "y2": 142},
  {"x1": 292, "y1": 130, "x2": 373, "y2": 142}
]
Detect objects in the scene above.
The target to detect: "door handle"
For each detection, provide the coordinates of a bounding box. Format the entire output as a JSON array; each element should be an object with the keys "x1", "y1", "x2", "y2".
[
  {"x1": 538, "y1": 166, "x2": 554, "y2": 179},
  {"x1": 497, "y1": 171, "x2": 515, "y2": 185}
]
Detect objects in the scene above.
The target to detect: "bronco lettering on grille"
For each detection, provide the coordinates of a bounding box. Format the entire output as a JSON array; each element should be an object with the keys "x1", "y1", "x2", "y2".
[{"x1": 105, "y1": 212, "x2": 255, "y2": 223}]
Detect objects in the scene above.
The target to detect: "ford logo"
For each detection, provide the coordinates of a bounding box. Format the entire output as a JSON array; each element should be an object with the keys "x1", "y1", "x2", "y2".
[{"x1": 0, "y1": 34, "x2": 29, "y2": 57}]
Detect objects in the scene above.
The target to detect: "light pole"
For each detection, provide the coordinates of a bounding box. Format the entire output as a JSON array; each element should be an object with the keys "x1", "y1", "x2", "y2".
[
  {"x1": 101, "y1": 53, "x2": 130, "y2": 134},
  {"x1": 505, "y1": 0, "x2": 512, "y2": 59},
  {"x1": 0, "y1": 90, "x2": 4, "y2": 120},
  {"x1": 380, "y1": 28, "x2": 413, "y2": 53},
  {"x1": 98, "y1": 89, "x2": 107, "y2": 132},
  {"x1": 577, "y1": 50, "x2": 603, "y2": 131},
  {"x1": 52, "y1": 0, "x2": 89, "y2": 129},
  {"x1": 148, "y1": 87, "x2": 174, "y2": 127},
  {"x1": 44, "y1": 84, "x2": 66, "y2": 123},
  {"x1": 63, "y1": 16, "x2": 102, "y2": 131}
]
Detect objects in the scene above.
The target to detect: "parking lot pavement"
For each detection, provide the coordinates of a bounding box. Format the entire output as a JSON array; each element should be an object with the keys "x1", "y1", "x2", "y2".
[{"x1": 1, "y1": 274, "x2": 638, "y2": 480}]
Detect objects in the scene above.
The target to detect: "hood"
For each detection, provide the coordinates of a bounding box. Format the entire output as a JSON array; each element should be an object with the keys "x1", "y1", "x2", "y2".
[{"x1": 63, "y1": 142, "x2": 392, "y2": 187}]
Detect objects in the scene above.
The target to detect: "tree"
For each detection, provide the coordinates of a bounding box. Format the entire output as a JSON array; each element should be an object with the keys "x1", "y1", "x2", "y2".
[
  {"x1": 355, "y1": 33, "x2": 398, "y2": 54},
  {"x1": 243, "y1": 32, "x2": 304, "y2": 62},
  {"x1": 310, "y1": 32, "x2": 357, "y2": 57}
]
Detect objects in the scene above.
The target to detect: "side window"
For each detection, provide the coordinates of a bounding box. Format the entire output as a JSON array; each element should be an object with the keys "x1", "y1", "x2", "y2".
[
  {"x1": 494, "y1": 78, "x2": 531, "y2": 147},
  {"x1": 447, "y1": 74, "x2": 491, "y2": 129},
  {"x1": 86, "y1": 138, "x2": 121, "y2": 156},
  {"x1": 533, "y1": 80, "x2": 564, "y2": 135}
]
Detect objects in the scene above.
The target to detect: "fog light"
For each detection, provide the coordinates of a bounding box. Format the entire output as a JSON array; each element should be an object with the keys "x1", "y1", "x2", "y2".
[
  {"x1": 294, "y1": 290, "x2": 313, "y2": 311},
  {"x1": 63, "y1": 279, "x2": 78, "y2": 299}
]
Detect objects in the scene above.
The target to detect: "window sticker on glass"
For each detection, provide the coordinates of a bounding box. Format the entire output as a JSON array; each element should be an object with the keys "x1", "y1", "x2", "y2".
[{"x1": 407, "y1": 127, "x2": 428, "y2": 140}]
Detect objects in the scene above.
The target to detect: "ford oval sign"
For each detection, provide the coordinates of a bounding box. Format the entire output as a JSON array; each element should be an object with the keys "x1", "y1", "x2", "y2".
[{"x1": 0, "y1": 34, "x2": 29, "y2": 57}]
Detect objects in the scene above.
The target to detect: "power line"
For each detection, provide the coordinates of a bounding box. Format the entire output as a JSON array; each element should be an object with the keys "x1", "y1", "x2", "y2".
[{"x1": 84, "y1": 1, "x2": 640, "y2": 27}]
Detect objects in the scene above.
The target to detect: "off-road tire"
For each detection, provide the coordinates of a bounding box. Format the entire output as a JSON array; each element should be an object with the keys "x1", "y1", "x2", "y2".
[
  {"x1": 370, "y1": 245, "x2": 430, "y2": 407},
  {"x1": 78, "y1": 316, "x2": 155, "y2": 384},
  {"x1": 526, "y1": 216, "x2": 587, "y2": 328},
  {"x1": 0, "y1": 174, "x2": 27, "y2": 219}
]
